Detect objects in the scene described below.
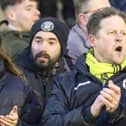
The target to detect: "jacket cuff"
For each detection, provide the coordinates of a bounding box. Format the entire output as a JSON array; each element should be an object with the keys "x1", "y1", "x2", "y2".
[
  {"x1": 107, "y1": 104, "x2": 124, "y2": 124},
  {"x1": 81, "y1": 106, "x2": 97, "y2": 124}
]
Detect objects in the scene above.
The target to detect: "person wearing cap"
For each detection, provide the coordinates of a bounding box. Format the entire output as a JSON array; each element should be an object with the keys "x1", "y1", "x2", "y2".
[
  {"x1": 42, "y1": 7, "x2": 126, "y2": 126},
  {"x1": 67, "y1": 0, "x2": 110, "y2": 64},
  {"x1": 15, "y1": 17, "x2": 71, "y2": 125},
  {"x1": 0, "y1": 0, "x2": 40, "y2": 60}
]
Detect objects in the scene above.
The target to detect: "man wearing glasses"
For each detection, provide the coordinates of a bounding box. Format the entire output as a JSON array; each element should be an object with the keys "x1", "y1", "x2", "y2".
[{"x1": 67, "y1": 0, "x2": 110, "y2": 64}]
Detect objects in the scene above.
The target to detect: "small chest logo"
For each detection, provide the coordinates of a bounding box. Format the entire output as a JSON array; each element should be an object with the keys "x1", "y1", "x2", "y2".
[{"x1": 123, "y1": 79, "x2": 126, "y2": 89}]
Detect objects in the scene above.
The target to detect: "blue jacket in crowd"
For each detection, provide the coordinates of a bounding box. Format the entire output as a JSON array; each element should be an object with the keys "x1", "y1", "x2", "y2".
[
  {"x1": 0, "y1": 60, "x2": 42, "y2": 126},
  {"x1": 110, "y1": 0, "x2": 126, "y2": 12},
  {"x1": 43, "y1": 54, "x2": 126, "y2": 126},
  {"x1": 15, "y1": 46, "x2": 69, "y2": 126}
]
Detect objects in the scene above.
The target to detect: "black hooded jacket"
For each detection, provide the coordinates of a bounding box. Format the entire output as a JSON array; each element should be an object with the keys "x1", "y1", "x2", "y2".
[{"x1": 15, "y1": 47, "x2": 68, "y2": 111}]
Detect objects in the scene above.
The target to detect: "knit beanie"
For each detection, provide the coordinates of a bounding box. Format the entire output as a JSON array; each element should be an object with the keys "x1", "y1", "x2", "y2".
[{"x1": 30, "y1": 17, "x2": 69, "y2": 56}]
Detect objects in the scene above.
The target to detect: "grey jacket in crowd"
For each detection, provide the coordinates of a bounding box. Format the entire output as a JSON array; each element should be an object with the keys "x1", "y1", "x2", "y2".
[{"x1": 67, "y1": 24, "x2": 90, "y2": 63}]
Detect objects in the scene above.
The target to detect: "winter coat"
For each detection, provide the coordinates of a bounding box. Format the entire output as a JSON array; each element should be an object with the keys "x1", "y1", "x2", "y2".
[
  {"x1": 0, "y1": 20, "x2": 30, "y2": 60},
  {"x1": 15, "y1": 47, "x2": 70, "y2": 126},
  {"x1": 43, "y1": 54, "x2": 126, "y2": 126},
  {"x1": 0, "y1": 60, "x2": 42, "y2": 126},
  {"x1": 110, "y1": 0, "x2": 126, "y2": 12}
]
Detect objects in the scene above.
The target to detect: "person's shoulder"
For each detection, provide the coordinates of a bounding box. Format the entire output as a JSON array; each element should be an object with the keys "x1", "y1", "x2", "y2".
[
  {"x1": 0, "y1": 30, "x2": 30, "y2": 39},
  {"x1": 0, "y1": 30, "x2": 19, "y2": 40},
  {"x1": 68, "y1": 24, "x2": 79, "y2": 36},
  {"x1": 3, "y1": 73, "x2": 34, "y2": 101},
  {"x1": 52, "y1": 71, "x2": 78, "y2": 94},
  {"x1": 5, "y1": 73, "x2": 28, "y2": 87},
  {"x1": 54, "y1": 70, "x2": 77, "y2": 85}
]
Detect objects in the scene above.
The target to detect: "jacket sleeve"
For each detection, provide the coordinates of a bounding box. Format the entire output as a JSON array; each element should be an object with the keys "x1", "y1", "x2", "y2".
[
  {"x1": 42, "y1": 78, "x2": 87, "y2": 126},
  {"x1": 106, "y1": 104, "x2": 126, "y2": 126},
  {"x1": 19, "y1": 85, "x2": 43, "y2": 125},
  {"x1": 42, "y1": 76, "x2": 126, "y2": 126}
]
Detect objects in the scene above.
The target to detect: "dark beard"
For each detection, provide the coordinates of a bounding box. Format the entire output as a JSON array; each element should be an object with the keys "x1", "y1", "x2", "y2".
[{"x1": 34, "y1": 51, "x2": 57, "y2": 70}]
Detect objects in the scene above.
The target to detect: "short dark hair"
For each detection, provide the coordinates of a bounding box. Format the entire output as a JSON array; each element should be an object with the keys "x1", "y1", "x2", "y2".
[
  {"x1": 0, "y1": 0, "x2": 36, "y2": 10},
  {"x1": 87, "y1": 7, "x2": 126, "y2": 36}
]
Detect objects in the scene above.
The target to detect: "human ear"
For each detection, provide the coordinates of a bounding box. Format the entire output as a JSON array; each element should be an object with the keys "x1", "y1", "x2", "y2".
[
  {"x1": 6, "y1": 8, "x2": 16, "y2": 21},
  {"x1": 88, "y1": 34, "x2": 96, "y2": 47}
]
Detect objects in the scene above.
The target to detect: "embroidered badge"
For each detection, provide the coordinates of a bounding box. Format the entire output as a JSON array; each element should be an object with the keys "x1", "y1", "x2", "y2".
[{"x1": 41, "y1": 21, "x2": 54, "y2": 32}]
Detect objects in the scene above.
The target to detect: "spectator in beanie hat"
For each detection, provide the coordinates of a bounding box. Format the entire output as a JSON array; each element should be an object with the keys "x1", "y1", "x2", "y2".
[
  {"x1": 15, "y1": 17, "x2": 72, "y2": 126},
  {"x1": 29, "y1": 17, "x2": 69, "y2": 56}
]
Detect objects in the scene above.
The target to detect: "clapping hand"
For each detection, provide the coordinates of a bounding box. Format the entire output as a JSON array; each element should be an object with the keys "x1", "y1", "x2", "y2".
[{"x1": 0, "y1": 105, "x2": 18, "y2": 126}]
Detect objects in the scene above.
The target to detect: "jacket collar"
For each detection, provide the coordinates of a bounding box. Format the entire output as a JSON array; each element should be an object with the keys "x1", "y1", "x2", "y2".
[{"x1": 74, "y1": 54, "x2": 89, "y2": 72}]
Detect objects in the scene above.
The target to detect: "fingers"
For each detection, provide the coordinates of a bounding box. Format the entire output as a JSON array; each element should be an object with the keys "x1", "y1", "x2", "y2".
[
  {"x1": 0, "y1": 116, "x2": 16, "y2": 126},
  {"x1": 9, "y1": 105, "x2": 18, "y2": 115},
  {"x1": 91, "y1": 80, "x2": 121, "y2": 116},
  {"x1": 100, "y1": 91, "x2": 114, "y2": 110},
  {"x1": 0, "y1": 105, "x2": 18, "y2": 126},
  {"x1": 100, "y1": 80, "x2": 121, "y2": 112},
  {"x1": 91, "y1": 94, "x2": 105, "y2": 117},
  {"x1": 108, "y1": 80, "x2": 121, "y2": 95}
]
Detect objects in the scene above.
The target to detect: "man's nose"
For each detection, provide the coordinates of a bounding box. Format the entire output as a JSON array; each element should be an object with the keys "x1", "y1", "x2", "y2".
[
  {"x1": 39, "y1": 42, "x2": 48, "y2": 51},
  {"x1": 34, "y1": 8, "x2": 40, "y2": 19},
  {"x1": 115, "y1": 33, "x2": 123, "y2": 42}
]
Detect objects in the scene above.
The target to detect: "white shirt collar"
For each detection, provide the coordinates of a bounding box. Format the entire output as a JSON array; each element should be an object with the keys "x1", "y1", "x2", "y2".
[{"x1": 8, "y1": 23, "x2": 17, "y2": 31}]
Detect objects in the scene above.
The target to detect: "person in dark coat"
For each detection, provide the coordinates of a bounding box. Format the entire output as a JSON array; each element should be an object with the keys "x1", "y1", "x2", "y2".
[
  {"x1": 43, "y1": 7, "x2": 126, "y2": 126},
  {"x1": 0, "y1": 38, "x2": 42, "y2": 126},
  {"x1": 15, "y1": 17, "x2": 71, "y2": 125}
]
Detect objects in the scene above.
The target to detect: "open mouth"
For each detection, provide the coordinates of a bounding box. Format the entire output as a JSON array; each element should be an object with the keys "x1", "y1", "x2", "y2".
[{"x1": 115, "y1": 46, "x2": 122, "y2": 52}]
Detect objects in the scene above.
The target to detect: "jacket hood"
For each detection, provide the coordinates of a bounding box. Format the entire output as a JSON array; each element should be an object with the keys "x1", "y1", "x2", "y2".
[{"x1": 15, "y1": 48, "x2": 41, "y2": 73}]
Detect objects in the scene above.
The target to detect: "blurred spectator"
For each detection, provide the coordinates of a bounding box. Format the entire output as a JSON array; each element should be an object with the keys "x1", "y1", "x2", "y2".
[
  {"x1": 0, "y1": 0, "x2": 40, "y2": 60},
  {"x1": 0, "y1": 37, "x2": 42, "y2": 126},
  {"x1": 67, "y1": 0, "x2": 110, "y2": 64},
  {"x1": 0, "y1": 0, "x2": 40, "y2": 31}
]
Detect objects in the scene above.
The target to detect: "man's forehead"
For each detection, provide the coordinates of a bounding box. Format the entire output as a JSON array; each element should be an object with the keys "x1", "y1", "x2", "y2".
[
  {"x1": 86, "y1": 0, "x2": 110, "y2": 11},
  {"x1": 34, "y1": 31, "x2": 57, "y2": 38},
  {"x1": 99, "y1": 15, "x2": 126, "y2": 30}
]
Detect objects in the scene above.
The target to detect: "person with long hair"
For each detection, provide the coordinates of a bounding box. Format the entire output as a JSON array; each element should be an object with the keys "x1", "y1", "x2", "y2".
[{"x1": 0, "y1": 37, "x2": 42, "y2": 126}]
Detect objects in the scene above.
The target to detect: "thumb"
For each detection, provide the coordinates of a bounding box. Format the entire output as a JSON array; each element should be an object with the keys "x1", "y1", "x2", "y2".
[{"x1": 9, "y1": 105, "x2": 18, "y2": 114}]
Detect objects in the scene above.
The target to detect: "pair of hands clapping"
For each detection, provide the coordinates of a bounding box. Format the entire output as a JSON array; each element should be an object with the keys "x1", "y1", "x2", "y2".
[{"x1": 91, "y1": 80, "x2": 121, "y2": 117}]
